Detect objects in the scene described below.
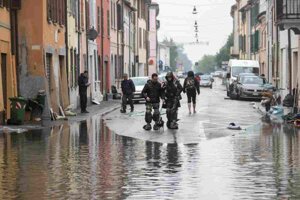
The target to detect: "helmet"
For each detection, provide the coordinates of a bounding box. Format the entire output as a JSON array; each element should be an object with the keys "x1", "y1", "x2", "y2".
[{"x1": 165, "y1": 72, "x2": 174, "y2": 81}]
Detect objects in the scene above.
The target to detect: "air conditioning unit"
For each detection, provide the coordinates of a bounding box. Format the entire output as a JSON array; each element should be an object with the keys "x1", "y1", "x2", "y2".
[{"x1": 11, "y1": 0, "x2": 21, "y2": 10}]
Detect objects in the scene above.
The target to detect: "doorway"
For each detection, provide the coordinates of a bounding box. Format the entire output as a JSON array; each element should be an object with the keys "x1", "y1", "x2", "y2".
[
  {"x1": 293, "y1": 51, "x2": 298, "y2": 89},
  {"x1": 1, "y1": 54, "x2": 7, "y2": 112},
  {"x1": 0, "y1": 54, "x2": 7, "y2": 124}
]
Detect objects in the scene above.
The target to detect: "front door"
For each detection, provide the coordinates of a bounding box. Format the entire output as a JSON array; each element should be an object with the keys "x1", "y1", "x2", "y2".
[{"x1": 1, "y1": 54, "x2": 7, "y2": 112}]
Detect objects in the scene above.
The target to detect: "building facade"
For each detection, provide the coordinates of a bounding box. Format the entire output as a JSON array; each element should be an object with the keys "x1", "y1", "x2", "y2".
[
  {"x1": 231, "y1": 0, "x2": 300, "y2": 106},
  {"x1": 148, "y1": 2, "x2": 159, "y2": 75},
  {"x1": 18, "y1": 0, "x2": 68, "y2": 116},
  {"x1": 137, "y1": 0, "x2": 148, "y2": 76},
  {"x1": 88, "y1": 0, "x2": 102, "y2": 103},
  {"x1": 0, "y1": 1, "x2": 18, "y2": 124},
  {"x1": 96, "y1": 0, "x2": 111, "y2": 97}
]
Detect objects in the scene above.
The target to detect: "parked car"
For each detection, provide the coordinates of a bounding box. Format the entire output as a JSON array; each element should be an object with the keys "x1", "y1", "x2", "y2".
[
  {"x1": 131, "y1": 77, "x2": 149, "y2": 103},
  {"x1": 177, "y1": 71, "x2": 185, "y2": 79},
  {"x1": 230, "y1": 74, "x2": 266, "y2": 100},
  {"x1": 213, "y1": 71, "x2": 223, "y2": 78},
  {"x1": 158, "y1": 75, "x2": 166, "y2": 83},
  {"x1": 200, "y1": 75, "x2": 214, "y2": 89}
]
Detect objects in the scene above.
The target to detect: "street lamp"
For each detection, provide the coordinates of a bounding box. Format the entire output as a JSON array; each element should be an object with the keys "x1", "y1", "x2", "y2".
[
  {"x1": 192, "y1": 6, "x2": 197, "y2": 14},
  {"x1": 194, "y1": 21, "x2": 198, "y2": 27}
]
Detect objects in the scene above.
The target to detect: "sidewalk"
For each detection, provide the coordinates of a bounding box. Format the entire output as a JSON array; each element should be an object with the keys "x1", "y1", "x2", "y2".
[{"x1": 0, "y1": 100, "x2": 121, "y2": 133}]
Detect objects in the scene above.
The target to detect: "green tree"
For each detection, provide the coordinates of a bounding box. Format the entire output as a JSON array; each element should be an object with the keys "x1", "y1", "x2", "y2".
[
  {"x1": 196, "y1": 55, "x2": 216, "y2": 73},
  {"x1": 215, "y1": 33, "x2": 233, "y2": 66},
  {"x1": 196, "y1": 33, "x2": 233, "y2": 72}
]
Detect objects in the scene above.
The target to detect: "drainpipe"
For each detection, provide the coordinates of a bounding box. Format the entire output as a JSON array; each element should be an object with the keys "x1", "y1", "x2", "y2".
[
  {"x1": 116, "y1": 0, "x2": 121, "y2": 88},
  {"x1": 101, "y1": 0, "x2": 105, "y2": 95},
  {"x1": 10, "y1": 8, "x2": 20, "y2": 95},
  {"x1": 129, "y1": 11, "x2": 132, "y2": 77},
  {"x1": 121, "y1": 0, "x2": 125, "y2": 78},
  {"x1": 86, "y1": 0, "x2": 89, "y2": 73},
  {"x1": 78, "y1": 0, "x2": 81, "y2": 81},
  {"x1": 288, "y1": 28, "x2": 292, "y2": 93},
  {"x1": 65, "y1": 0, "x2": 69, "y2": 91}
]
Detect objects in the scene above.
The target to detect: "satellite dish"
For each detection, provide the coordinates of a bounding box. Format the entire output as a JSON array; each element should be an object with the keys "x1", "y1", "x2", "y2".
[{"x1": 87, "y1": 27, "x2": 98, "y2": 41}]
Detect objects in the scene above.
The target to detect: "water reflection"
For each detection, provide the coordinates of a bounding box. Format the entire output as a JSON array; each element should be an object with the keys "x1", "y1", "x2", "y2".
[{"x1": 0, "y1": 116, "x2": 300, "y2": 199}]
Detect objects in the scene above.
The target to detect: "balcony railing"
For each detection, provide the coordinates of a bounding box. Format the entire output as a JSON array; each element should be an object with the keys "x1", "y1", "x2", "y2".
[{"x1": 277, "y1": 0, "x2": 300, "y2": 20}]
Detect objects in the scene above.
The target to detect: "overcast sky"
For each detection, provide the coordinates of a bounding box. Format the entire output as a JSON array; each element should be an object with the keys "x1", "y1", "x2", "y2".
[{"x1": 154, "y1": 0, "x2": 235, "y2": 63}]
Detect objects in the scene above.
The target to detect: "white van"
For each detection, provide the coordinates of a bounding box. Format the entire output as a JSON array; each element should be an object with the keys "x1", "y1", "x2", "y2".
[{"x1": 226, "y1": 59, "x2": 260, "y2": 95}]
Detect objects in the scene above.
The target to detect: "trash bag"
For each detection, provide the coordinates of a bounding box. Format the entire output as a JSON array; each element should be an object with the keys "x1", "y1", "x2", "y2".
[
  {"x1": 227, "y1": 123, "x2": 242, "y2": 130},
  {"x1": 283, "y1": 94, "x2": 294, "y2": 107}
]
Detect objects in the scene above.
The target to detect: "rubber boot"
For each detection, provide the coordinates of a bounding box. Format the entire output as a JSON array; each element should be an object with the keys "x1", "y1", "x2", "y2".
[
  {"x1": 193, "y1": 104, "x2": 197, "y2": 114},
  {"x1": 188, "y1": 103, "x2": 192, "y2": 114},
  {"x1": 169, "y1": 121, "x2": 178, "y2": 130},
  {"x1": 143, "y1": 123, "x2": 152, "y2": 131},
  {"x1": 153, "y1": 122, "x2": 159, "y2": 131}
]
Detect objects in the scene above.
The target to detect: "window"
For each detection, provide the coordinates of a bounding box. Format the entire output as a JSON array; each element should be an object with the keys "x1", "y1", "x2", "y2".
[
  {"x1": 107, "y1": 10, "x2": 110, "y2": 36},
  {"x1": 97, "y1": 6, "x2": 101, "y2": 33},
  {"x1": 143, "y1": 29, "x2": 147, "y2": 49},
  {"x1": 117, "y1": 4, "x2": 122, "y2": 30},
  {"x1": 139, "y1": 28, "x2": 142, "y2": 48},
  {"x1": 47, "y1": 0, "x2": 66, "y2": 25},
  {"x1": 111, "y1": 1, "x2": 113, "y2": 29},
  {"x1": 70, "y1": 48, "x2": 74, "y2": 87}
]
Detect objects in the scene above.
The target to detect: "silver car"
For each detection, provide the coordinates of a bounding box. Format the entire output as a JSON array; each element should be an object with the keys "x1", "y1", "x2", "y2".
[{"x1": 131, "y1": 77, "x2": 149, "y2": 103}]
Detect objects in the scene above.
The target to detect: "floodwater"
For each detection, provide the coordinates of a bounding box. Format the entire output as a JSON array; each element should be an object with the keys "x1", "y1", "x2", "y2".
[{"x1": 0, "y1": 116, "x2": 300, "y2": 200}]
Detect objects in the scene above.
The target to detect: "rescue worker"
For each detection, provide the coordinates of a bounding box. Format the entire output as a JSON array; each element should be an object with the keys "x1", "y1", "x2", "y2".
[
  {"x1": 163, "y1": 72, "x2": 183, "y2": 129},
  {"x1": 183, "y1": 71, "x2": 200, "y2": 114},
  {"x1": 121, "y1": 73, "x2": 135, "y2": 113},
  {"x1": 78, "y1": 71, "x2": 91, "y2": 113},
  {"x1": 142, "y1": 73, "x2": 164, "y2": 131}
]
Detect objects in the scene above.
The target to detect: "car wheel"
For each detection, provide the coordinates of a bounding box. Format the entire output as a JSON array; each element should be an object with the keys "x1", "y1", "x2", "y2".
[{"x1": 236, "y1": 91, "x2": 240, "y2": 100}]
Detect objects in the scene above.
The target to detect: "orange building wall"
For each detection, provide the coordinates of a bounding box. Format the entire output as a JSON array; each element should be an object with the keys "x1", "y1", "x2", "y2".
[{"x1": 0, "y1": 7, "x2": 18, "y2": 121}]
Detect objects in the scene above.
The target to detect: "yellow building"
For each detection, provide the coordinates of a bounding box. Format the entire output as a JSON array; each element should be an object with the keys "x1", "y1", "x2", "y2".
[{"x1": 0, "y1": 2, "x2": 18, "y2": 124}]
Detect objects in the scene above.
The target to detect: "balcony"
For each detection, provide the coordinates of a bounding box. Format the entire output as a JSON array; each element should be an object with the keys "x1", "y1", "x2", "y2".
[{"x1": 276, "y1": 0, "x2": 300, "y2": 33}]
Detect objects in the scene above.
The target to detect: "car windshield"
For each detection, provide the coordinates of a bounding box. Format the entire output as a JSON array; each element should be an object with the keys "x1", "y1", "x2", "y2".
[
  {"x1": 159, "y1": 76, "x2": 166, "y2": 82},
  {"x1": 201, "y1": 76, "x2": 210, "y2": 80},
  {"x1": 131, "y1": 77, "x2": 149, "y2": 86},
  {"x1": 232, "y1": 67, "x2": 259, "y2": 77},
  {"x1": 240, "y1": 76, "x2": 264, "y2": 85}
]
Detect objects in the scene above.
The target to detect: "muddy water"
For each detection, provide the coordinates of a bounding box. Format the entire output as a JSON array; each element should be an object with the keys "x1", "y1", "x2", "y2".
[{"x1": 0, "y1": 116, "x2": 300, "y2": 199}]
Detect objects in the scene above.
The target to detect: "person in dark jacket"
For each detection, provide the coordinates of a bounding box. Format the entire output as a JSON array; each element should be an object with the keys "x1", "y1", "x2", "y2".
[
  {"x1": 121, "y1": 73, "x2": 136, "y2": 113},
  {"x1": 142, "y1": 73, "x2": 164, "y2": 131},
  {"x1": 162, "y1": 72, "x2": 183, "y2": 129},
  {"x1": 183, "y1": 71, "x2": 200, "y2": 114},
  {"x1": 78, "y1": 71, "x2": 90, "y2": 113}
]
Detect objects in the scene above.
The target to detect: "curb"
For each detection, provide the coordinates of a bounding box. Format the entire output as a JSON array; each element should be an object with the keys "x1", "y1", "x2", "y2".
[{"x1": 101, "y1": 105, "x2": 121, "y2": 117}]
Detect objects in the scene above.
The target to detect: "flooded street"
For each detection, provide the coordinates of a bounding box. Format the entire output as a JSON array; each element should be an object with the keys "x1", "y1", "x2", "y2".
[{"x1": 0, "y1": 119, "x2": 300, "y2": 199}]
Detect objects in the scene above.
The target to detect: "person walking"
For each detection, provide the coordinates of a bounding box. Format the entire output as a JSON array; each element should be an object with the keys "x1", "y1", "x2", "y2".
[
  {"x1": 142, "y1": 73, "x2": 164, "y2": 131},
  {"x1": 78, "y1": 71, "x2": 91, "y2": 113},
  {"x1": 121, "y1": 73, "x2": 136, "y2": 113},
  {"x1": 163, "y1": 72, "x2": 183, "y2": 129},
  {"x1": 183, "y1": 71, "x2": 200, "y2": 114}
]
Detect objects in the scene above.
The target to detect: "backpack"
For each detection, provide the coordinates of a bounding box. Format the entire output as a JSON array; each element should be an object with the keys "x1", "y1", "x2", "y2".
[{"x1": 186, "y1": 78, "x2": 195, "y2": 90}]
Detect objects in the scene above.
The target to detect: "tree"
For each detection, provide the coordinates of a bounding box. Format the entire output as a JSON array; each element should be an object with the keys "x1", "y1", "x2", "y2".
[
  {"x1": 196, "y1": 33, "x2": 233, "y2": 73},
  {"x1": 215, "y1": 33, "x2": 233, "y2": 66},
  {"x1": 196, "y1": 55, "x2": 216, "y2": 73}
]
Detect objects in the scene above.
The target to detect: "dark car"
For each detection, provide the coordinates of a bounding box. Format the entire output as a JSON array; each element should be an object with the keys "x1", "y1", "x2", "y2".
[{"x1": 230, "y1": 75, "x2": 266, "y2": 100}]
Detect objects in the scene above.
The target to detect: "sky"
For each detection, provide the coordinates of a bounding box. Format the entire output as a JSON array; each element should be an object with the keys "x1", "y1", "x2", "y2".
[{"x1": 155, "y1": 0, "x2": 236, "y2": 63}]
